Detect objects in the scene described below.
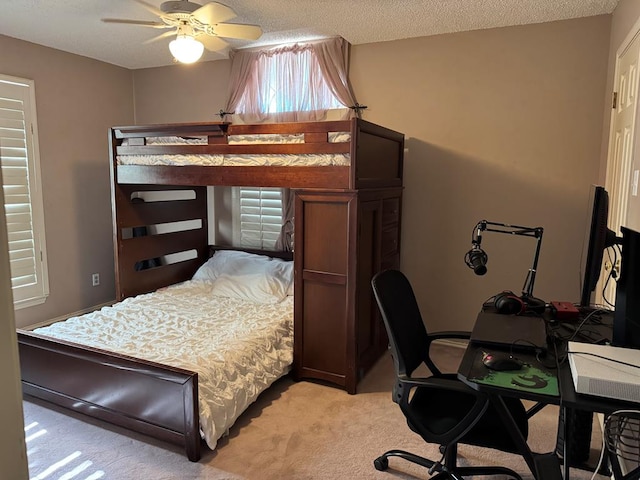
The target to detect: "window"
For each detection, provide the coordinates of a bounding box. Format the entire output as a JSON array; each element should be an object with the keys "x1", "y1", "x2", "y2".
[
  {"x1": 246, "y1": 44, "x2": 345, "y2": 115},
  {"x1": 231, "y1": 40, "x2": 352, "y2": 123},
  {"x1": 0, "y1": 74, "x2": 49, "y2": 308},
  {"x1": 233, "y1": 187, "x2": 282, "y2": 250}
]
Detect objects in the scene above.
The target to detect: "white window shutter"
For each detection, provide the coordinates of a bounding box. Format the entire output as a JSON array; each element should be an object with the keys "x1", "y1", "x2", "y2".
[
  {"x1": 236, "y1": 187, "x2": 282, "y2": 249},
  {"x1": 0, "y1": 75, "x2": 49, "y2": 308}
]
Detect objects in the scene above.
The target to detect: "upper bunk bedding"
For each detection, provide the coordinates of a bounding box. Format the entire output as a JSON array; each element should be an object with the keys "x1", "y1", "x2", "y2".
[
  {"x1": 118, "y1": 131, "x2": 351, "y2": 167},
  {"x1": 110, "y1": 119, "x2": 405, "y2": 189},
  {"x1": 30, "y1": 251, "x2": 294, "y2": 450}
]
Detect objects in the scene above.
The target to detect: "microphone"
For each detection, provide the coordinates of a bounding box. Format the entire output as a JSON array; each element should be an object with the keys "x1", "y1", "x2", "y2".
[{"x1": 465, "y1": 245, "x2": 488, "y2": 275}]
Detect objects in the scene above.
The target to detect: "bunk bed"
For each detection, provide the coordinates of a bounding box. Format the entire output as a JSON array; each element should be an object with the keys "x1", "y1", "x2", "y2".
[{"x1": 17, "y1": 118, "x2": 405, "y2": 461}]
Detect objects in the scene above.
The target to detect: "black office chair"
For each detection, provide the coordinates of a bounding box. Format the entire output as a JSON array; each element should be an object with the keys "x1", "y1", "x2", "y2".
[{"x1": 371, "y1": 269, "x2": 529, "y2": 480}]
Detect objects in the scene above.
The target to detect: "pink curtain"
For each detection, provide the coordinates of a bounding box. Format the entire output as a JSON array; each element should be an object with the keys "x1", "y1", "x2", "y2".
[
  {"x1": 225, "y1": 37, "x2": 359, "y2": 123},
  {"x1": 225, "y1": 49, "x2": 260, "y2": 117},
  {"x1": 311, "y1": 37, "x2": 358, "y2": 116}
]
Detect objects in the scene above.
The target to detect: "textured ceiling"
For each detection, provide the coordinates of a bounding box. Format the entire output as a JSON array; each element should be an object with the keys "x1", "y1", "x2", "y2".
[{"x1": 0, "y1": 0, "x2": 620, "y2": 69}]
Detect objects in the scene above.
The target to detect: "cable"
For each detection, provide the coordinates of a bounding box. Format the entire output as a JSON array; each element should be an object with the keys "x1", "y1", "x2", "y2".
[
  {"x1": 508, "y1": 338, "x2": 558, "y2": 369},
  {"x1": 566, "y1": 309, "x2": 608, "y2": 342},
  {"x1": 554, "y1": 322, "x2": 608, "y2": 345},
  {"x1": 547, "y1": 309, "x2": 607, "y2": 344},
  {"x1": 602, "y1": 246, "x2": 619, "y2": 308}
]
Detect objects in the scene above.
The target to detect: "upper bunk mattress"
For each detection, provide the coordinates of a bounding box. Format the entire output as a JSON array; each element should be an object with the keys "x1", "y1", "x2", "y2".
[
  {"x1": 117, "y1": 131, "x2": 351, "y2": 166},
  {"x1": 32, "y1": 279, "x2": 294, "y2": 450}
]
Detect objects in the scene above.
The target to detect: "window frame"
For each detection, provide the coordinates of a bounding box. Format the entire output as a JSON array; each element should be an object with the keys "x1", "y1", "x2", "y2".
[{"x1": 0, "y1": 74, "x2": 49, "y2": 309}]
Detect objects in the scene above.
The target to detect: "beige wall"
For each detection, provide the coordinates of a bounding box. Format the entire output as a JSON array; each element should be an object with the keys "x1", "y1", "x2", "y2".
[
  {"x1": 133, "y1": 17, "x2": 611, "y2": 332},
  {"x1": 133, "y1": 60, "x2": 231, "y2": 124},
  {"x1": 602, "y1": 0, "x2": 640, "y2": 232},
  {"x1": 0, "y1": 35, "x2": 134, "y2": 328},
  {"x1": 350, "y1": 17, "x2": 611, "y2": 331}
]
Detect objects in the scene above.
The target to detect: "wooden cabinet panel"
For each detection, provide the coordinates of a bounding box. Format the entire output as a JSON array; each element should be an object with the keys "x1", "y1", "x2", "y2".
[
  {"x1": 381, "y1": 253, "x2": 400, "y2": 270},
  {"x1": 300, "y1": 201, "x2": 349, "y2": 274},
  {"x1": 301, "y1": 281, "x2": 347, "y2": 375},
  {"x1": 381, "y1": 193, "x2": 402, "y2": 271},
  {"x1": 382, "y1": 197, "x2": 400, "y2": 226},
  {"x1": 356, "y1": 200, "x2": 384, "y2": 377},
  {"x1": 381, "y1": 227, "x2": 399, "y2": 257},
  {"x1": 294, "y1": 190, "x2": 402, "y2": 394}
]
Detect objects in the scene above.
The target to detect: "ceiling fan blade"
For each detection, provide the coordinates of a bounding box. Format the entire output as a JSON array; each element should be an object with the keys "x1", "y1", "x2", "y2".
[
  {"x1": 143, "y1": 30, "x2": 177, "y2": 44},
  {"x1": 198, "y1": 34, "x2": 230, "y2": 52},
  {"x1": 192, "y1": 2, "x2": 237, "y2": 25},
  {"x1": 213, "y1": 23, "x2": 262, "y2": 40},
  {"x1": 131, "y1": 0, "x2": 167, "y2": 18},
  {"x1": 102, "y1": 18, "x2": 169, "y2": 28}
]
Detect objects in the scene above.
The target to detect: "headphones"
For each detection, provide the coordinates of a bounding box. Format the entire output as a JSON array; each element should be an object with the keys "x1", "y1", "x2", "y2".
[
  {"x1": 493, "y1": 291, "x2": 526, "y2": 315},
  {"x1": 492, "y1": 290, "x2": 547, "y2": 315}
]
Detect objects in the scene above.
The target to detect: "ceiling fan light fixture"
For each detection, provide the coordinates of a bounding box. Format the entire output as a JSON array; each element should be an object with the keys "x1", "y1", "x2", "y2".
[
  {"x1": 169, "y1": 34, "x2": 204, "y2": 63},
  {"x1": 103, "y1": 1, "x2": 261, "y2": 63}
]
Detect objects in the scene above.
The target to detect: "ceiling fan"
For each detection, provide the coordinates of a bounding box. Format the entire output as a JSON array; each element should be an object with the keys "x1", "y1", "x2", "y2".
[{"x1": 102, "y1": 0, "x2": 263, "y2": 63}]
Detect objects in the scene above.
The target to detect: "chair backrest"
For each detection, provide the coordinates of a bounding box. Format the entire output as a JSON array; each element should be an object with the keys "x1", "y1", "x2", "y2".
[{"x1": 371, "y1": 269, "x2": 429, "y2": 377}]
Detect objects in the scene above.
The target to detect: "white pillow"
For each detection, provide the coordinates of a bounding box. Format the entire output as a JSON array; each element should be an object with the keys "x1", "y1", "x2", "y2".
[
  {"x1": 191, "y1": 258, "x2": 219, "y2": 281},
  {"x1": 193, "y1": 250, "x2": 293, "y2": 303},
  {"x1": 210, "y1": 270, "x2": 291, "y2": 304},
  {"x1": 192, "y1": 250, "x2": 267, "y2": 280}
]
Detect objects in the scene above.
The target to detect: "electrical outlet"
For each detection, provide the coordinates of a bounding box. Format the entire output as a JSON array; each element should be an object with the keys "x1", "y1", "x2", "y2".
[{"x1": 92, "y1": 273, "x2": 100, "y2": 287}]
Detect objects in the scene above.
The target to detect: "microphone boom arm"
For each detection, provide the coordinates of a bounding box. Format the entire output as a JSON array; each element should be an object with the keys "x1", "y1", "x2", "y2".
[{"x1": 472, "y1": 220, "x2": 544, "y2": 300}]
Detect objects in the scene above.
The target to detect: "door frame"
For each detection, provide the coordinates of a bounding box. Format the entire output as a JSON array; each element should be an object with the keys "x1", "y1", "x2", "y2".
[{"x1": 601, "y1": 17, "x2": 640, "y2": 305}]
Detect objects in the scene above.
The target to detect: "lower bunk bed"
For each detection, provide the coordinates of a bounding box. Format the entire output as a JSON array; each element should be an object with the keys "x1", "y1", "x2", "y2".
[{"x1": 18, "y1": 249, "x2": 294, "y2": 462}]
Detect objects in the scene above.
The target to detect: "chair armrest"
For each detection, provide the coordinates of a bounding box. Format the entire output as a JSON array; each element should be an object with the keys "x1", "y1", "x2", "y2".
[
  {"x1": 427, "y1": 331, "x2": 472, "y2": 341},
  {"x1": 423, "y1": 331, "x2": 471, "y2": 375},
  {"x1": 398, "y1": 374, "x2": 478, "y2": 393}
]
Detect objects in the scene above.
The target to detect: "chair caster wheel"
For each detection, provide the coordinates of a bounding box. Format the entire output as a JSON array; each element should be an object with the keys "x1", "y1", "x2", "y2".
[{"x1": 374, "y1": 456, "x2": 389, "y2": 471}]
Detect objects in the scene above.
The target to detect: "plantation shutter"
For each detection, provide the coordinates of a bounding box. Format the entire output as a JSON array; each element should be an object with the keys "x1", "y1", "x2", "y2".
[
  {"x1": 0, "y1": 75, "x2": 48, "y2": 307},
  {"x1": 238, "y1": 187, "x2": 282, "y2": 249}
]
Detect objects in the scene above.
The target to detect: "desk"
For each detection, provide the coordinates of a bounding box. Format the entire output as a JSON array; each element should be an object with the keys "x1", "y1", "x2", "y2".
[
  {"x1": 458, "y1": 309, "x2": 640, "y2": 480},
  {"x1": 458, "y1": 330, "x2": 562, "y2": 480}
]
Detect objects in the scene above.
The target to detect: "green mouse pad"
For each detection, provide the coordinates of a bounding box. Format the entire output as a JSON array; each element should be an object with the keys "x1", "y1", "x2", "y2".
[{"x1": 466, "y1": 349, "x2": 559, "y2": 397}]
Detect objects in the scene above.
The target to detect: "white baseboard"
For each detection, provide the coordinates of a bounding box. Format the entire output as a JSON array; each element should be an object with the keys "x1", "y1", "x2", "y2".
[{"x1": 23, "y1": 301, "x2": 115, "y2": 330}]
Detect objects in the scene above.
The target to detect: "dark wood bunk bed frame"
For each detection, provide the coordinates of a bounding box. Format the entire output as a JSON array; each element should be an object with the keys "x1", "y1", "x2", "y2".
[{"x1": 17, "y1": 118, "x2": 404, "y2": 461}]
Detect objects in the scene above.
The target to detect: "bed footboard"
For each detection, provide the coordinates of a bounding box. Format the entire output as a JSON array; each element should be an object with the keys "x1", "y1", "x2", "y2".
[{"x1": 18, "y1": 330, "x2": 201, "y2": 462}]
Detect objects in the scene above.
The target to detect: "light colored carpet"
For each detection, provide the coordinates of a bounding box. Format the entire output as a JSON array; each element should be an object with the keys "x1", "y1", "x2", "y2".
[{"x1": 23, "y1": 344, "x2": 606, "y2": 480}]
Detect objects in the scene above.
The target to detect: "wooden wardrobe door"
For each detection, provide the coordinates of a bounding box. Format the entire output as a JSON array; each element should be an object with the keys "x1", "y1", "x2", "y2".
[{"x1": 293, "y1": 191, "x2": 357, "y2": 393}]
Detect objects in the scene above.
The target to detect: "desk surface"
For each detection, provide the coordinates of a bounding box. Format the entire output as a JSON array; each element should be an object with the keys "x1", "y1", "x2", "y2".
[
  {"x1": 458, "y1": 308, "x2": 639, "y2": 411},
  {"x1": 458, "y1": 341, "x2": 561, "y2": 403}
]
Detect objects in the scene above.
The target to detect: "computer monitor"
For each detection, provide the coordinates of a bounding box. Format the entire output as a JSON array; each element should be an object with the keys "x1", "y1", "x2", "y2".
[
  {"x1": 579, "y1": 185, "x2": 619, "y2": 308},
  {"x1": 612, "y1": 226, "x2": 640, "y2": 349}
]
